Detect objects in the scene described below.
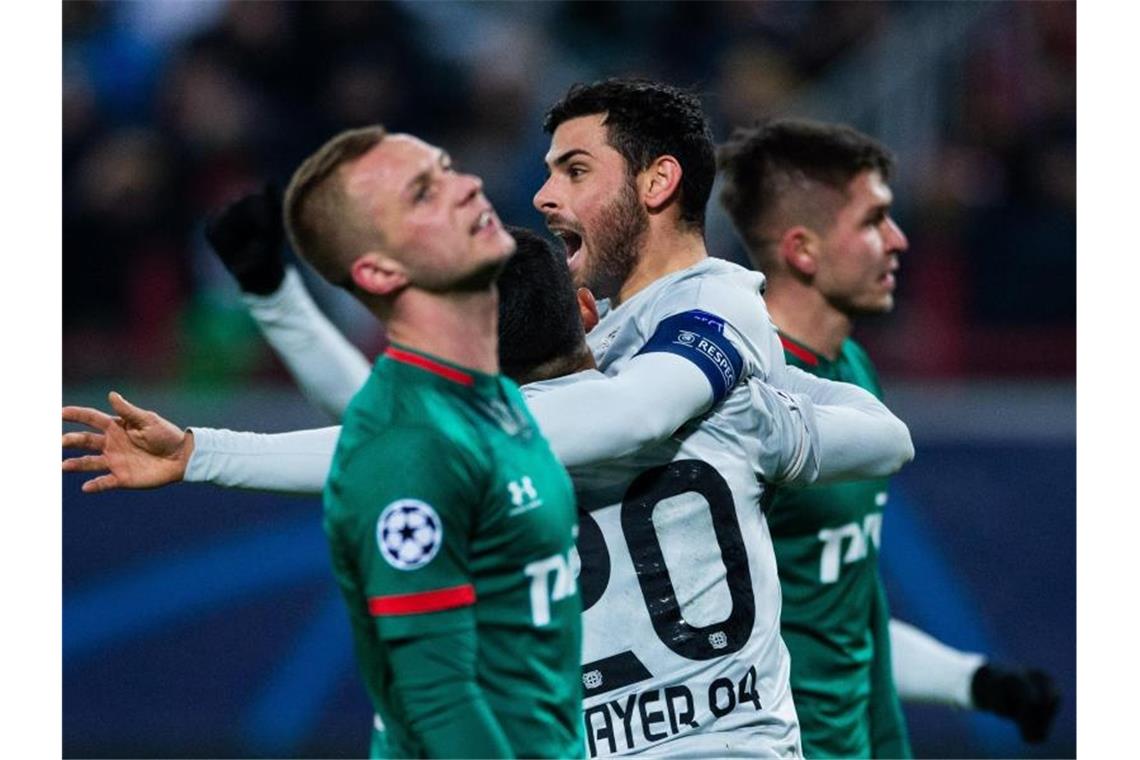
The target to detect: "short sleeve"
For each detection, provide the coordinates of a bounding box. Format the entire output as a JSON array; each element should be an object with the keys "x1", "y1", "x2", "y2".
[{"x1": 325, "y1": 427, "x2": 486, "y2": 641}]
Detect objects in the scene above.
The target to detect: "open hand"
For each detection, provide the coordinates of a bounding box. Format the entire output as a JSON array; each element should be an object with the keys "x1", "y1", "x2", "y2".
[{"x1": 62, "y1": 392, "x2": 193, "y2": 493}]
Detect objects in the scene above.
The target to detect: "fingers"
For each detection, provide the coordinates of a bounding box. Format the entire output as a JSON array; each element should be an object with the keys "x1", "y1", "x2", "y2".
[
  {"x1": 108, "y1": 391, "x2": 148, "y2": 426},
  {"x1": 61, "y1": 454, "x2": 109, "y2": 473},
  {"x1": 81, "y1": 474, "x2": 121, "y2": 494},
  {"x1": 62, "y1": 405, "x2": 113, "y2": 431},
  {"x1": 62, "y1": 431, "x2": 105, "y2": 452}
]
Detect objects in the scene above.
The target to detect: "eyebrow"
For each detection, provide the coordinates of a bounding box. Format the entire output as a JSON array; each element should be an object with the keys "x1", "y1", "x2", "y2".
[
  {"x1": 547, "y1": 148, "x2": 593, "y2": 169},
  {"x1": 863, "y1": 200, "x2": 893, "y2": 222}
]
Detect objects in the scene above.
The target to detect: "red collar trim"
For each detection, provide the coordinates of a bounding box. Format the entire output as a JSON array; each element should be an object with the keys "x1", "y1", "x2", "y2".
[
  {"x1": 779, "y1": 335, "x2": 820, "y2": 367},
  {"x1": 384, "y1": 346, "x2": 475, "y2": 387}
]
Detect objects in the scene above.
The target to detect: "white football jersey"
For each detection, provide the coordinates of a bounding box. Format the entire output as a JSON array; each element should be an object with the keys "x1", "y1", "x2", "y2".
[{"x1": 524, "y1": 368, "x2": 802, "y2": 758}]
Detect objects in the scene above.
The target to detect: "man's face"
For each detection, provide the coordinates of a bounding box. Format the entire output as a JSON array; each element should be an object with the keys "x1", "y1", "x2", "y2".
[
  {"x1": 347, "y1": 134, "x2": 514, "y2": 291},
  {"x1": 533, "y1": 114, "x2": 648, "y2": 299},
  {"x1": 814, "y1": 169, "x2": 908, "y2": 315}
]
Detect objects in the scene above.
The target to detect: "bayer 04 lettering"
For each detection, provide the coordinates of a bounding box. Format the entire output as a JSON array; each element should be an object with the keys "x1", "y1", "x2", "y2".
[{"x1": 584, "y1": 662, "x2": 765, "y2": 757}]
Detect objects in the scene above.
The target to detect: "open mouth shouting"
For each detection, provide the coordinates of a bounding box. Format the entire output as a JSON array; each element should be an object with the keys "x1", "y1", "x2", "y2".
[{"x1": 548, "y1": 223, "x2": 585, "y2": 274}]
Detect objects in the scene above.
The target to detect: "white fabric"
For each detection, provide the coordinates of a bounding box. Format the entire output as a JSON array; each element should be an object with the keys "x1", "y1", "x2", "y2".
[
  {"x1": 774, "y1": 365, "x2": 913, "y2": 482},
  {"x1": 526, "y1": 352, "x2": 715, "y2": 469},
  {"x1": 243, "y1": 267, "x2": 372, "y2": 421},
  {"x1": 527, "y1": 370, "x2": 802, "y2": 757},
  {"x1": 184, "y1": 426, "x2": 338, "y2": 493},
  {"x1": 889, "y1": 618, "x2": 985, "y2": 708},
  {"x1": 589, "y1": 258, "x2": 774, "y2": 380}
]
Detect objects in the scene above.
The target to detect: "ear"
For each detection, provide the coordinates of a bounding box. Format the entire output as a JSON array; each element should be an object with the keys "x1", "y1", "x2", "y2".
[
  {"x1": 350, "y1": 251, "x2": 408, "y2": 297},
  {"x1": 576, "y1": 287, "x2": 599, "y2": 333},
  {"x1": 640, "y1": 155, "x2": 683, "y2": 214},
  {"x1": 777, "y1": 225, "x2": 820, "y2": 277}
]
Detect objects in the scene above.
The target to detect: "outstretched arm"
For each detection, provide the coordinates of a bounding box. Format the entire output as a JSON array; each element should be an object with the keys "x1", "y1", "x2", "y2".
[
  {"x1": 207, "y1": 186, "x2": 372, "y2": 421},
  {"x1": 63, "y1": 393, "x2": 337, "y2": 495}
]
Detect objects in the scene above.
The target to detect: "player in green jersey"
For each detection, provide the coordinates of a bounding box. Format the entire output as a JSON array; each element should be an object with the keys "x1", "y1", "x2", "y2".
[
  {"x1": 717, "y1": 118, "x2": 1060, "y2": 757},
  {"x1": 287, "y1": 126, "x2": 582, "y2": 759},
  {"x1": 61, "y1": 128, "x2": 586, "y2": 757}
]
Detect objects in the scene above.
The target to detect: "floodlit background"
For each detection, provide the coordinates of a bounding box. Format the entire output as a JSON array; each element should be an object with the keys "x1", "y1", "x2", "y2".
[{"x1": 62, "y1": 1, "x2": 1074, "y2": 757}]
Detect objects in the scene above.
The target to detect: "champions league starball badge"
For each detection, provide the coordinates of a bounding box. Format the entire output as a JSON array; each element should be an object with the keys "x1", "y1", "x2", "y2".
[{"x1": 377, "y1": 499, "x2": 443, "y2": 570}]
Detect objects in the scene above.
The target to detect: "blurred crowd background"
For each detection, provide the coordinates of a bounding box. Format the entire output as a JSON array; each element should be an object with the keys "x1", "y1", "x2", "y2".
[
  {"x1": 62, "y1": 2, "x2": 1076, "y2": 758},
  {"x1": 63, "y1": 0, "x2": 1074, "y2": 388}
]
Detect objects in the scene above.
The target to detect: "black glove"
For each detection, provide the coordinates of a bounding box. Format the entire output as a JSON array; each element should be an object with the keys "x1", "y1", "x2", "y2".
[
  {"x1": 971, "y1": 663, "x2": 1061, "y2": 743},
  {"x1": 204, "y1": 184, "x2": 287, "y2": 295}
]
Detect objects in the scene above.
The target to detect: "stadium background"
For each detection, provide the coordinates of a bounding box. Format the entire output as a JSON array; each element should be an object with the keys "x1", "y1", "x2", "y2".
[{"x1": 62, "y1": 2, "x2": 1075, "y2": 757}]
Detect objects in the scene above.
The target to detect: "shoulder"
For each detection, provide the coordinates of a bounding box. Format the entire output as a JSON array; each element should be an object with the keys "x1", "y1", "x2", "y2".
[{"x1": 652, "y1": 260, "x2": 770, "y2": 332}]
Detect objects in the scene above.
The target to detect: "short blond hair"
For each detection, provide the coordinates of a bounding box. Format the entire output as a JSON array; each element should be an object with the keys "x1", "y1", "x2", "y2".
[{"x1": 283, "y1": 125, "x2": 388, "y2": 287}]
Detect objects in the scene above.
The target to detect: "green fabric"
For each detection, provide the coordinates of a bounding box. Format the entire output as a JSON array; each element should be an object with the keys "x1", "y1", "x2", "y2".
[
  {"x1": 325, "y1": 344, "x2": 583, "y2": 758},
  {"x1": 769, "y1": 336, "x2": 912, "y2": 759}
]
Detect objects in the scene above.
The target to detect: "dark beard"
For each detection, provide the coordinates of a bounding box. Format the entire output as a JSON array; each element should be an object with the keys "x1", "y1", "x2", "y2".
[{"x1": 582, "y1": 177, "x2": 648, "y2": 300}]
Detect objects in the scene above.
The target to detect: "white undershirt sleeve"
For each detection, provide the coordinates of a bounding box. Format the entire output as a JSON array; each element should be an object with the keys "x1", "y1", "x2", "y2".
[
  {"x1": 890, "y1": 618, "x2": 986, "y2": 708},
  {"x1": 243, "y1": 267, "x2": 372, "y2": 421},
  {"x1": 526, "y1": 352, "x2": 714, "y2": 469},
  {"x1": 772, "y1": 365, "x2": 914, "y2": 482},
  {"x1": 184, "y1": 425, "x2": 340, "y2": 494}
]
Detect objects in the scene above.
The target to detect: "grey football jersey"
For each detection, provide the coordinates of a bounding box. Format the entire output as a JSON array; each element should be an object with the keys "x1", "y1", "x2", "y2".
[{"x1": 524, "y1": 368, "x2": 806, "y2": 758}]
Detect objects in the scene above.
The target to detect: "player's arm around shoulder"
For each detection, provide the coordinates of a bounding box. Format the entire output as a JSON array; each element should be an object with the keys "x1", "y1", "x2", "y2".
[{"x1": 774, "y1": 364, "x2": 914, "y2": 483}]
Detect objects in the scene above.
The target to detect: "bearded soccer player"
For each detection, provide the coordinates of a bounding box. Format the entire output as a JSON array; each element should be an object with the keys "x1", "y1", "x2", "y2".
[{"x1": 718, "y1": 118, "x2": 1061, "y2": 757}]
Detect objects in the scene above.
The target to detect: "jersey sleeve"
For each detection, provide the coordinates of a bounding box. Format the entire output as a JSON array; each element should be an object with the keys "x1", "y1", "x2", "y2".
[
  {"x1": 771, "y1": 364, "x2": 914, "y2": 482},
  {"x1": 525, "y1": 351, "x2": 715, "y2": 468},
  {"x1": 326, "y1": 427, "x2": 486, "y2": 641},
  {"x1": 646, "y1": 270, "x2": 779, "y2": 382},
  {"x1": 184, "y1": 425, "x2": 339, "y2": 493},
  {"x1": 243, "y1": 267, "x2": 373, "y2": 421}
]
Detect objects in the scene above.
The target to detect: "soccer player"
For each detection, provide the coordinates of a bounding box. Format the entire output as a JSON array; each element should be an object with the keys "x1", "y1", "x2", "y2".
[
  {"x1": 717, "y1": 118, "x2": 1061, "y2": 756},
  {"x1": 77, "y1": 125, "x2": 586, "y2": 759}
]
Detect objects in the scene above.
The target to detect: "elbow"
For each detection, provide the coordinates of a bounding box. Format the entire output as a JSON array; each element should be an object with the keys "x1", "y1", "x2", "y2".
[{"x1": 884, "y1": 419, "x2": 915, "y2": 475}]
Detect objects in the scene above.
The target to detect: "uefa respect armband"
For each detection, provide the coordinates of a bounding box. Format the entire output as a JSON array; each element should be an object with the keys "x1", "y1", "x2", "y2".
[{"x1": 636, "y1": 310, "x2": 744, "y2": 403}]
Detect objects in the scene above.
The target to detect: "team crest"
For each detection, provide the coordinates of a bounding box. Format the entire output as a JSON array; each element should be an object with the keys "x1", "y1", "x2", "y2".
[{"x1": 377, "y1": 499, "x2": 442, "y2": 570}]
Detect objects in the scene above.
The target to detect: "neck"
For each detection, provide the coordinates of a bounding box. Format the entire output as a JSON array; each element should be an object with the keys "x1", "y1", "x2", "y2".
[
  {"x1": 383, "y1": 287, "x2": 500, "y2": 375},
  {"x1": 764, "y1": 274, "x2": 853, "y2": 361},
  {"x1": 614, "y1": 223, "x2": 707, "y2": 306}
]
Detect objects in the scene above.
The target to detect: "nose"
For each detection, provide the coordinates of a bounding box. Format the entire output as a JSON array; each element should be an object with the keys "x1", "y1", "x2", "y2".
[
  {"x1": 533, "y1": 176, "x2": 557, "y2": 213},
  {"x1": 885, "y1": 217, "x2": 908, "y2": 254},
  {"x1": 456, "y1": 171, "x2": 482, "y2": 206}
]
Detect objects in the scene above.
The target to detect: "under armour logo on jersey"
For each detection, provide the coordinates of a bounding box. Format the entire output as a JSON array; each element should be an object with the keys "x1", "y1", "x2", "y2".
[
  {"x1": 507, "y1": 476, "x2": 543, "y2": 516},
  {"x1": 376, "y1": 499, "x2": 442, "y2": 570}
]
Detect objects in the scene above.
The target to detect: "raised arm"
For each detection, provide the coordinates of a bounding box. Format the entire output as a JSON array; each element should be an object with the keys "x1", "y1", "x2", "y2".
[
  {"x1": 242, "y1": 268, "x2": 372, "y2": 421},
  {"x1": 206, "y1": 186, "x2": 371, "y2": 421}
]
